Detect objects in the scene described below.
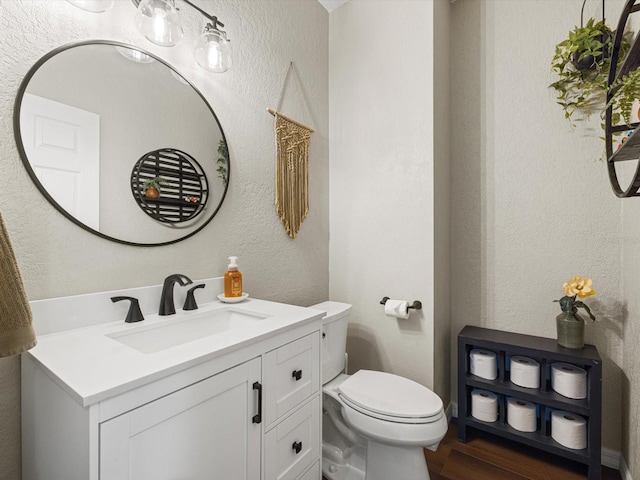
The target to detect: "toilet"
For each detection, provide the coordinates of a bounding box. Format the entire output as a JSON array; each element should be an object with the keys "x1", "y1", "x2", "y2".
[{"x1": 312, "y1": 301, "x2": 448, "y2": 480}]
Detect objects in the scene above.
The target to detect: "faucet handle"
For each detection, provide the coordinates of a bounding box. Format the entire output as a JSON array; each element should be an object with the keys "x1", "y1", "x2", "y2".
[
  {"x1": 111, "y1": 296, "x2": 145, "y2": 323},
  {"x1": 183, "y1": 284, "x2": 205, "y2": 311}
]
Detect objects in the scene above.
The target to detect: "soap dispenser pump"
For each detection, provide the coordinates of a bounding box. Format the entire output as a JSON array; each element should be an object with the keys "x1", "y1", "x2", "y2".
[{"x1": 224, "y1": 256, "x2": 242, "y2": 298}]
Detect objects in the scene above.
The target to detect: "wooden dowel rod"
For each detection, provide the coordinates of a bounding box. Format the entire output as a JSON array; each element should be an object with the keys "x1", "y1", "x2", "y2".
[{"x1": 267, "y1": 109, "x2": 315, "y2": 133}]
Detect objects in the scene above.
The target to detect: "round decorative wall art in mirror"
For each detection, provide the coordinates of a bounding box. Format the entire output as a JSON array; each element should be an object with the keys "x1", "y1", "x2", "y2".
[
  {"x1": 13, "y1": 40, "x2": 230, "y2": 246},
  {"x1": 131, "y1": 148, "x2": 210, "y2": 224}
]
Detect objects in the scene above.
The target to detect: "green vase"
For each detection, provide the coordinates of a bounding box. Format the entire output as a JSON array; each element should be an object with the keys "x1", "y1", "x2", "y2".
[{"x1": 556, "y1": 312, "x2": 585, "y2": 349}]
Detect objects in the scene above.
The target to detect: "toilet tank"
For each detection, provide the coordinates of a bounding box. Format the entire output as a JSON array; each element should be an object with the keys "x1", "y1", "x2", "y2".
[{"x1": 310, "y1": 301, "x2": 351, "y2": 384}]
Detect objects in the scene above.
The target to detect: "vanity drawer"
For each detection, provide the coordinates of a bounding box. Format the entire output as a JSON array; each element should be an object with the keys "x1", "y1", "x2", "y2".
[
  {"x1": 265, "y1": 397, "x2": 320, "y2": 480},
  {"x1": 265, "y1": 332, "x2": 320, "y2": 425}
]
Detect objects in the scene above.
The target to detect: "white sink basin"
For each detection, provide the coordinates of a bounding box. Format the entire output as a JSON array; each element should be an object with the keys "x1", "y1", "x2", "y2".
[{"x1": 106, "y1": 307, "x2": 271, "y2": 354}]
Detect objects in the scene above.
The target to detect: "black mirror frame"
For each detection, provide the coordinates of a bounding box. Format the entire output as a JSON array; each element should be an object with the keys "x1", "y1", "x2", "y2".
[{"x1": 13, "y1": 40, "x2": 230, "y2": 247}]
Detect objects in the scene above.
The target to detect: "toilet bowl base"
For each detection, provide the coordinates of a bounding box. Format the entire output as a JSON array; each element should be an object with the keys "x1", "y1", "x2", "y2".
[
  {"x1": 322, "y1": 455, "x2": 364, "y2": 480},
  {"x1": 366, "y1": 441, "x2": 431, "y2": 480},
  {"x1": 321, "y1": 439, "x2": 365, "y2": 480},
  {"x1": 322, "y1": 440, "x2": 431, "y2": 480}
]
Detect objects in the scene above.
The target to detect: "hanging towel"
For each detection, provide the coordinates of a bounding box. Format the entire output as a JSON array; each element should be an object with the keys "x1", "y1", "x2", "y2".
[{"x1": 0, "y1": 211, "x2": 36, "y2": 357}]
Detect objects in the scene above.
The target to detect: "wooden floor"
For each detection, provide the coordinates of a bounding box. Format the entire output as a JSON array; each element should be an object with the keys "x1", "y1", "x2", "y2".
[
  {"x1": 424, "y1": 422, "x2": 622, "y2": 480},
  {"x1": 322, "y1": 421, "x2": 621, "y2": 480}
]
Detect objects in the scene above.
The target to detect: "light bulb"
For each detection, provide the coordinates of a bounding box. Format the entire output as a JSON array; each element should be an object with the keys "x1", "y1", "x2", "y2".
[
  {"x1": 194, "y1": 25, "x2": 232, "y2": 73},
  {"x1": 134, "y1": 0, "x2": 183, "y2": 47},
  {"x1": 66, "y1": 0, "x2": 114, "y2": 13}
]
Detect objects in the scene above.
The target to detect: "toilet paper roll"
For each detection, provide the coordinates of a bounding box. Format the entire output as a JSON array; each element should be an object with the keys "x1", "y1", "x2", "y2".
[
  {"x1": 510, "y1": 356, "x2": 540, "y2": 389},
  {"x1": 506, "y1": 397, "x2": 537, "y2": 432},
  {"x1": 470, "y1": 349, "x2": 498, "y2": 380},
  {"x1": 384, "y1": 299, "x2": 410, "y2": 320},
  {"x1": 551, "y1": 410, "x2": 587, "y2": 450},
  {"x1": 551, "y1": 363, "x2": 587, "y2": 399},
  {"x1": 471, "y1": 389, "x2": 498, "y2": 422}
]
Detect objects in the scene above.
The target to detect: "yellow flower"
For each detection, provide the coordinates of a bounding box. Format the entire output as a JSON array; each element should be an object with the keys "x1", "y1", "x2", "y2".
[{"x1": 563, "y1": 276, "x2": 597, "y2": 299}]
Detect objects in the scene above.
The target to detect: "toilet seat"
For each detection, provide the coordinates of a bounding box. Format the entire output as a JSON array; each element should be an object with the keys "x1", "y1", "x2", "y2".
[
  {"x1": 337, "y1": 370, "x2": 443, "y2": 424},
  {"x1": 339, "y1": 395, "x2": 443, "y2": 424}
]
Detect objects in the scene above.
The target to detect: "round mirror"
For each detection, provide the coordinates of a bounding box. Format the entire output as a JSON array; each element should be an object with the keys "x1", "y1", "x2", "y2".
[{"x1": 14, "y1": 41, "x2": 229, "y2": 246}]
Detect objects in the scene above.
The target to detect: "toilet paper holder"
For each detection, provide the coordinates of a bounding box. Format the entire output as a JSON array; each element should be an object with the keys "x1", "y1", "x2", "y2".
[{"x1": 380, "y1": 297, "x2": 422, "y2": 310}]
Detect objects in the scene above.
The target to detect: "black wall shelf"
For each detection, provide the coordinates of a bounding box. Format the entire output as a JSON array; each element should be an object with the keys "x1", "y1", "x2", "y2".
[
  {"x1": 131, "y1": 148, "x2": 209, "y2": 224},
  {"x1": 457, "y1": 326, "x2": 602, "y2": 480},
  {"x1": 605, "y1": 0, "x2": 640, "y2": 196}
]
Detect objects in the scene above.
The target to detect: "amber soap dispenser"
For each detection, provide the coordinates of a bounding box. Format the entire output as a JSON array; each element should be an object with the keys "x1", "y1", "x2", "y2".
[{"x1": 224, "y1": 256, "x2": 243, "y2": 297}]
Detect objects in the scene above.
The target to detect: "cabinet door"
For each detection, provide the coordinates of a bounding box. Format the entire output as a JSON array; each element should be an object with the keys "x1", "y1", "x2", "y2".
[{"x1": 100, "y1": 358, "x2": 261, "y2": 480}]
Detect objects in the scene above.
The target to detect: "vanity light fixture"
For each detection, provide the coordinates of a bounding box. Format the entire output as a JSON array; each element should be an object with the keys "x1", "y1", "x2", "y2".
[
  {"x1": 66, "y1": 0, "x2": 232, "y2": 73},
  {"x1": 133, "y1": 0, "x2": 232, "y2": 72}
]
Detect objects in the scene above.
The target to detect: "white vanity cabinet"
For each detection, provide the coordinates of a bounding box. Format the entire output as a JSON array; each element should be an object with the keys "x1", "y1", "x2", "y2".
[
  {"x1": 99, "y1": 358, "x2": 262, "y2": 480},
  {"x1": 22, "y1": 296, "x2": 323, "y2": 480}
]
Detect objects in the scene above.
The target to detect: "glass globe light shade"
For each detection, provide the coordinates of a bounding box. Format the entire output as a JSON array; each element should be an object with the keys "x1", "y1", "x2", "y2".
[
  {"x1": 134, "y1": 0, "x2": 183, "y2": 47},
  {"x1": 194, "y1": 27, "x2": 232, "y2": 73},
  {"x1": 114, "y1": 46, "x2": 155, "y2": 64},
  {"x1": 66, "y1": 0, "x2": 114, "y2": 13}
]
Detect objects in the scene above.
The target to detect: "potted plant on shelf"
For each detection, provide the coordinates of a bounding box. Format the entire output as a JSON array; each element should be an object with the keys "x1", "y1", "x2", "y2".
[
  {"x1": 142, "y1": 176, "x2": 168, "y2": 199},
  {"x1": 554, "y1": 276, "x2": 596, "y2": 349},
  {"x1": 550, "y1": 18, "x2": 629, "y2": 124}
]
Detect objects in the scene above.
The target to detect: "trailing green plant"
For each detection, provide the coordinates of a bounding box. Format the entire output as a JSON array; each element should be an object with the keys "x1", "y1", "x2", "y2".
[
  {"x1": 217, "y1": 139, "x2": 229, "y2": 185},
  {"x1": 550, "y1": 18, "x2": 630, "y2": 125},
  {"x1": 605, "y1": 67, "x2": 640, "y2": 126}
]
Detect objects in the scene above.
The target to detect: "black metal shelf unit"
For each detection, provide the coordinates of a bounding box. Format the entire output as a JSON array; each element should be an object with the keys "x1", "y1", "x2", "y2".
[{"x1": 457, "y1": 326, "x2": 602, "y2": 480}]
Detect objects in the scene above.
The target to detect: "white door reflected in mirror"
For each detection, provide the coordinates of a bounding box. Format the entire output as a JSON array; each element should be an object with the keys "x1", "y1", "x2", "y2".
[{"x1": 20, "y1": 93, "x2": 100, "y2": 230}]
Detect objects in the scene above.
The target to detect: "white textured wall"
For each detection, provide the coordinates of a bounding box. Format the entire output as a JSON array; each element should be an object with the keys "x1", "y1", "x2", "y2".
[
  {"x1": 450, "y1": 0, "x2": 625, "y2": 453},
  {"x1": 622, "y1": 202, "x2": 640, "y2": 474},
  {"x1": 0, "y1": 1, "x2": 328, "y2": 478},
  {"x1": 329, "y1": 0, "x2": 443, "y2": 395},
  {"x1": 433, "y1": 0, "x2": 451, "y2": 405}
]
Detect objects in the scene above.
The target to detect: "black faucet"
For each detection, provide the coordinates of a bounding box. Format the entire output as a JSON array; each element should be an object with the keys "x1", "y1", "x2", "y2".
[{"x1": 159, "y1": 274, "x2": 193, "y2": 316}]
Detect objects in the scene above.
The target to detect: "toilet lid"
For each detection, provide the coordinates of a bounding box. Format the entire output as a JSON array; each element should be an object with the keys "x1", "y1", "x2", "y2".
[{"x1": 337, "y1": 370, "x2": 443, "y2": 419}]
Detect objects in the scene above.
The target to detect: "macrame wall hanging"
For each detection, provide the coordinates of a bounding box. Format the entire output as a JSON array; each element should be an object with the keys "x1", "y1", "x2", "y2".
[{"x1": 268, "y1": 62, "x2": 315, "y2": 239}]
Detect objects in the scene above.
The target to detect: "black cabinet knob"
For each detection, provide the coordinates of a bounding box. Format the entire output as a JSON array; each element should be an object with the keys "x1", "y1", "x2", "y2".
[
  {"x1": 292, "y1": 441, "x2": 302, "y2": 454},
  {"x1": 292, "y1": 369, "x2": 302, "y2": 381}
]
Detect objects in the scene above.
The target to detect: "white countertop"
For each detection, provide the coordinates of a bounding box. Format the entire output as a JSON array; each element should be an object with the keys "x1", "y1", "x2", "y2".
[{"x1": 27, "y1": 298, "x2": 323, "y2": 407}]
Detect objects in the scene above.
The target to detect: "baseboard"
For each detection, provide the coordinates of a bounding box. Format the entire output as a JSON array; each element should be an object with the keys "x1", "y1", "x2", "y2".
[
  {"x1": 445, "y1": 402, "x2": 453, "y2": 423},
  {"x1": 450, "y1": 402, "x2": 624, "y2": 471},
  {"x1": 620, "y1": 455, "x2": 633, "y2": 480},
  {"x1": 601, "y1": 448, "x2": 620, "y2": 470}
]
